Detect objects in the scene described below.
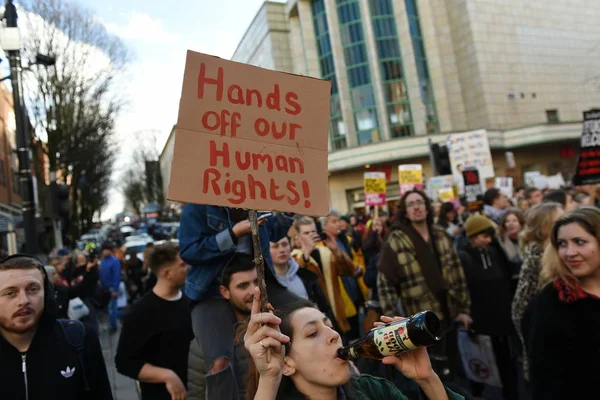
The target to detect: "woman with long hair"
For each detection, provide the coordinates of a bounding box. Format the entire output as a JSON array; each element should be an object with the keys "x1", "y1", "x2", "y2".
[
  {"x1": 243, "y1": 288, "x2": 464, "y2": 400},
  {"x1": 362, "y1": 217, "x2": 388, "y2": 264},
  {"x1": 436, "y1": 202, "x2": 462, "y2": 237},
  {"x1": 526, "y1": 207, "x2": 600, "y2": 399},
  {"x1": 511, "y1": 202, "x2": 563, "y2": 380},
  {"x1": 498, "y1": 208, "x2": 525, "y2": 288}
]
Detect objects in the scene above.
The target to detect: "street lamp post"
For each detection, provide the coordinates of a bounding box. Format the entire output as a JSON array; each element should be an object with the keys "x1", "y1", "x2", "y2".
[{"x1": 5, "y1": 0, "x2": 37, "y2": 254}]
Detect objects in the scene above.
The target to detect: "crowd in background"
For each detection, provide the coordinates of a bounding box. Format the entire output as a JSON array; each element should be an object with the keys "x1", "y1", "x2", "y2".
[{"x1": 29, "y1": 182, "x2": 599, "y2": 400}]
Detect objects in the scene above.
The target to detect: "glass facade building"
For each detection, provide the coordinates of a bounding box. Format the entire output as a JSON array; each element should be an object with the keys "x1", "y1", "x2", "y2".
[
  {"x1": 369, "y1": 0, "x2": 414, "y2": 138},
  {"x1": 308, "y1": 0, "x2": 437, "y2": 151}
]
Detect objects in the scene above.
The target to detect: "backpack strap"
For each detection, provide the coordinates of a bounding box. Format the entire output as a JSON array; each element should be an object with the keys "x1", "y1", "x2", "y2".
[{"x1": 58, "y1": 319, "x2": 90, "y2": 392}]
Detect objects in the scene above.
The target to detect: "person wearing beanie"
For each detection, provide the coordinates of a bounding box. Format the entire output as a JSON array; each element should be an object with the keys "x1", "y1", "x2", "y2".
[{"x1": 457, "y1": 215, "x2": 519, "y2": 400}]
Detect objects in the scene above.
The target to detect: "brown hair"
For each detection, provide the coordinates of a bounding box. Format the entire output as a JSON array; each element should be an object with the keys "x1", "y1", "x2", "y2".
[
  {"x1": 524, "y1": 187, "x2": 541, "y2": 201},
  {"x1": 0, "y1": 255, "x2": 45, "y2": 275},
  {"x1": 395, "y1": 188, "x2": 434, "y2": 227},
  {"x1": 540, "y1": 206, "x2": 600, "y2": 288},
  {"x1": 146, "y1": 243, "x2": 179, "y2": 274},
  {"x1": 498, "y1": 208, "x2": 525, "y2": 237},
  {"x1": 521, "y1": 202, "x2": 563, "y2": 247}
]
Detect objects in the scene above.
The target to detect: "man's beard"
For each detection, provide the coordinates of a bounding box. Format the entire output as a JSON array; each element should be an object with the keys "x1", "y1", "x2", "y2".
[
  {"x1": 230, "y1": 300, "x2": 252, "y2": 317},
  {"x1": 0, "y1": 310, "x2": 41, "y2": 335}
]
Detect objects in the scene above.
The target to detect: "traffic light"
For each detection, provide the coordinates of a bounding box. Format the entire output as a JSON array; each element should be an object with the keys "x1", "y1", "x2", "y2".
[
  {"x1": 430, "y1": 143, "x2": 452, "y2": 175},
  {"x1": 56, "y1": 184, "x2": 70, "y2": 219},
  {"x1": 45, "y1": 183, "x2": 70, "y2": 220}
]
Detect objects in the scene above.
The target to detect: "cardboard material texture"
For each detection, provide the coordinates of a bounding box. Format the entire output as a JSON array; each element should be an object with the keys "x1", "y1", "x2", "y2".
[{"x1": 168, "y1": 50, "x2": 331, "y2": 215}]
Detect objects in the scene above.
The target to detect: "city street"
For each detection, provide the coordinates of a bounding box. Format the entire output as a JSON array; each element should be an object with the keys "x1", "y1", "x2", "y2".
[{"x1": 99, "y1": 319, "x2": 139, "y2": 400}]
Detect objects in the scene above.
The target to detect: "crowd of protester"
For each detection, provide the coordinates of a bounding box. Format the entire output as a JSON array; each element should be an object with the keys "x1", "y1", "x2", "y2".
[{"x1": 4, "y1": 182, "x2": 598, "y2": 399}]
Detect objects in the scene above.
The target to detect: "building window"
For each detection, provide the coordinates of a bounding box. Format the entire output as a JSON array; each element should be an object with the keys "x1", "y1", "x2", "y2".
[
  {"x1": 336, "y1": 0, "x2": 379, "y2": 145},
  {"x1": 312, "y1": 0, "x2": 347, "y2": 150},
  {"x1": 546, "y1": 109, "x2": 559, "y2": 124},
  {"x1": 369, "y1": 0, "x2": 414, "y2": 138},
  {"x1": 405, "y1": 0, "x2": 439, "y2": 134},
  {"x1": 0, "y1": 160, "x2": 5, "y2": 187}
]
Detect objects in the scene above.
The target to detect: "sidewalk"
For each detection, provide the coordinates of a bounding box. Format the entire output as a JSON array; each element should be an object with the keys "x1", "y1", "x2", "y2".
[{"x1": 99, "y1": 321, "x2": 140, "y2": 400}]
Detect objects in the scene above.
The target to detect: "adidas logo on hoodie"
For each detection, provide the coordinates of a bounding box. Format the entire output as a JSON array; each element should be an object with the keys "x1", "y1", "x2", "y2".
[{"x1": 61, "y1": 366, "x2": 76, "y2": 378}]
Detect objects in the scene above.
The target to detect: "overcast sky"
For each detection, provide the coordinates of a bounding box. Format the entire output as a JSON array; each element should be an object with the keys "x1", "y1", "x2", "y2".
[{"x1": 71, "y1": 0, "x2": 285, "y2": 218}]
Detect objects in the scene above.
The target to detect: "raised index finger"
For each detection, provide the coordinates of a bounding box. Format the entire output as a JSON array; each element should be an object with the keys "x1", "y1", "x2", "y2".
[{"x1": 251, "y1": 286, "x2": 261, "y2": 316}]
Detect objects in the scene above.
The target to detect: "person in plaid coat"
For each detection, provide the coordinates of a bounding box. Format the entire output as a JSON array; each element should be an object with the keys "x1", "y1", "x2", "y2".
[{"x1": 377, "y1": 189, "x2": 471, "y2": 382}]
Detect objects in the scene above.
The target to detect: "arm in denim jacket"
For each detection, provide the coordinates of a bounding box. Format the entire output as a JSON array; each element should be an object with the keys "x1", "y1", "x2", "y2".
[
  {"x1": 179, "y1": 204, "x2": 237, "y2": 266},
  {"x1": 263, "y1": 212, "x2": 295, "y2": 243}
]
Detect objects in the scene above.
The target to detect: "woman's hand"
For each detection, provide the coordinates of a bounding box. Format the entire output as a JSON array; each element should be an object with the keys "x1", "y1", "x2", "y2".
[
  {"x1": 243, "y1": 287, "x2": 290, "y2": 383},
  {"x1": 374, "y1": 316, "x2": 436, "y2": 383}
]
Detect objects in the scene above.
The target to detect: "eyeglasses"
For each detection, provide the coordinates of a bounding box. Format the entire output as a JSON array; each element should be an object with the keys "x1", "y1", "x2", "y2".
[{"x1": 406, "y1": 200, "x2": 426, "y2": 208}]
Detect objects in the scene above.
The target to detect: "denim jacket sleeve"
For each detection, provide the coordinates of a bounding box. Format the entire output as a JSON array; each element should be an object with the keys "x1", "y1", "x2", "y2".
[
  {"x1": 179, "y1": 204, "x2": 237, "y2": 266},
  {"x1": 264, "y1": 212, "x2": 294, "y2": 242}
]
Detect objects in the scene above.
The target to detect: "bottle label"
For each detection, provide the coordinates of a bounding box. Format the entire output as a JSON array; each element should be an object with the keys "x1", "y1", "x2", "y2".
[{"x1": 373, "y1": 320, "x2": 417, "y2": 356}]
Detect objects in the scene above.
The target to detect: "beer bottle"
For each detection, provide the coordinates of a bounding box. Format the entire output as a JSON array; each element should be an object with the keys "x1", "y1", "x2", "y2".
[{"x1": 337, "y1": 311, "x2": 442, "y2": 361}]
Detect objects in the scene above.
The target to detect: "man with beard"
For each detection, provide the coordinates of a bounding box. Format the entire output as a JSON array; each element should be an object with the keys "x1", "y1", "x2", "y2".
[
  {"x1": 188, "y1": 253, "x2": 259, "y2": 400},
  {"x1": 378, "y1": 189, "x2": 471, "y2": 386},
  {"x1": 116, "y1": 243, "x2": 194, "y2": 400},
  {"x1": 179, "y1": 205, "x2": 299, "y2": 399},
  {"x1": 0, "y1": 254, "x2": 112, "y2": 399}
]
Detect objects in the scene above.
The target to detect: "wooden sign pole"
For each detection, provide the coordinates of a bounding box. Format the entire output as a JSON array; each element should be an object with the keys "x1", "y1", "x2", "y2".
[{"x1": 248, "y1": 210, "x2": 274, "y2": 361}]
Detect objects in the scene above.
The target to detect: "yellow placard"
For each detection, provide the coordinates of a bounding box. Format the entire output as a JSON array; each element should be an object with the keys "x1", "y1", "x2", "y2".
[
  {"x1": 399, "y1": 170, "x2": 422, "y2": 185},
  {"x1": 438, "y1": 188, "x2": 455, "y2": 202},
  {"x1": 364, "y1": 177, "x2": 386, "y2": 194}
]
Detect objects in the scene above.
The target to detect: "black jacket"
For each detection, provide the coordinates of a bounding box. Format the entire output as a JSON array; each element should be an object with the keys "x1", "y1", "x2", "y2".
[
  {"x1": 456, "y1": 235, "x2": 515, "y2": 336},
  {"x1": 70, "y1": 265, "x2": 100, "y2": 301},
  {"x1": 527, "y1": 283, "x2": 600, "y2": 400},
  {"x1": 0, "y1": 266, "x2": 113, "y2": 400},
  {"x1": 296, "y1": 267, "x2": 338, "y2": 331}
]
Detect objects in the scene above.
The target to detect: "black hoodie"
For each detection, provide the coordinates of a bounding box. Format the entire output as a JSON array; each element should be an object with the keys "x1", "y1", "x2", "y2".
[
  {"x1": 456, "y1": 235, "x2": 515, "y2": 336},
  {"x1": 0, "y1": 266, "x2": 113, "y2": 400}
]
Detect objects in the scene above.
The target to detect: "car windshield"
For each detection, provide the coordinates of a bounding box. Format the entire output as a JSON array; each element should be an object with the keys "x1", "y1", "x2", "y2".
[{"x1": 126, "y1": 244, "x2": 146, "y2": 254}]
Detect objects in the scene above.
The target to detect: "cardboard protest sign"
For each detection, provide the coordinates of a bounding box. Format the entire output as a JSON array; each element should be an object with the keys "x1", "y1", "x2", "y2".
[
  {"x1": 364, "y1": 172, "x2": 387, "y2": 207},
  {"x1": 168, "y1": 51, "x2": 331, "y2": 215},
  {"x1": 447, "y1": 130, "x2": 495, "y2": 186},
  {"x1": 463, "y1": 168, "x2": 484, "y2": 212},
  {"x1": 427, "y1": 175, "x2": 456, "y2": 201},
  {"x1": 398, "y1": 164, "x2": 423, "y2": 195},
  {"x1": 573, "y1": 110, "x2": 600, "y2": 186},
  {"x1": 495, "y1": 177, "x2": 513, "y2": 199},
  {"x1": 438, "y1": 188, "x2": 456, "y2": 202}
]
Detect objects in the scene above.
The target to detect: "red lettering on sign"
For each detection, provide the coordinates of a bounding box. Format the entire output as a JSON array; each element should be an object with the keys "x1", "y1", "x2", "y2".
[
  {"x1": 201, "y1": 170, "x2": 312, "y2": 209},
  {"x1": 197, "y1": 63, "x2": 303, "y2": 116}
]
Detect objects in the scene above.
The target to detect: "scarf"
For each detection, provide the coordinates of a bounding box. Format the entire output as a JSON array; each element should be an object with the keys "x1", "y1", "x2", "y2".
[
  {"x1": 555, "y1": 279, "x2": 600, "y2": 303},
  {"x1": 380, "y1": 223, "x2": 449, "y2": 315}
]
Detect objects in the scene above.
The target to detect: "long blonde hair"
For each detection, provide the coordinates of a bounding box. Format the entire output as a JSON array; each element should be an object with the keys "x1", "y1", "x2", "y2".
[
  {"x1": 539, "y1": 206, "x2": 600, "y2": 289},
  {"x1": 521, "y1": 202, "x2": 563, "y2": 248}
]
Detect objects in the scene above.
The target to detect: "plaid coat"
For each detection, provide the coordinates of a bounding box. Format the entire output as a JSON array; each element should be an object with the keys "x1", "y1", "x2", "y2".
[{"x1": 377, "y1": 227, "x2": 470, "y2": 320}]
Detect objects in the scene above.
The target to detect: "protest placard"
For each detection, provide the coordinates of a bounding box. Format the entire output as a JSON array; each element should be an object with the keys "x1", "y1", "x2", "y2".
[
  {"x1": 573, "y1": 110, "x2": 600, "y2": 185},
  {"x1": 168, "y1": 51, "x2": 331, "y2": 215},
  {"x1": 447, "y1": 130, "x2": 495, "y2": 185},
  {"x1": 398, "y1": 164, "x2": 423, "y2": 195},
  {"x1": 364, "y1": 172, "x2": 387, "y2": 207},
  {"x1": 495, "y1": 177, "x2": 514, "y2": 199},
  {"x1": 427, "y1": 175, "x2": 456, "y2": 201},
  {"x1": 463, "y1": 168, "x2": 484, "y2": 212}
]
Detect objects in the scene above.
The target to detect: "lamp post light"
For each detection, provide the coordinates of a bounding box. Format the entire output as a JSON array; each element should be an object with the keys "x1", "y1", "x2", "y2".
[{"x1": 2, "y1": 0, "x2": 56, "y2": 254}]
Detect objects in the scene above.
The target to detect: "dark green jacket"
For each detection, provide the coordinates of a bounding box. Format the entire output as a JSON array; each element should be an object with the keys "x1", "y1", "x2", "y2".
[{"x1": 281, "y1": 374, "x2": 465, "y2": 399}]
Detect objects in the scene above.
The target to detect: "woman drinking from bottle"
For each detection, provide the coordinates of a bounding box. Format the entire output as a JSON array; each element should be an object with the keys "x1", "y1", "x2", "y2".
[{"x1": 243, "y1": 287, "x2": 465, "y2": 400}]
